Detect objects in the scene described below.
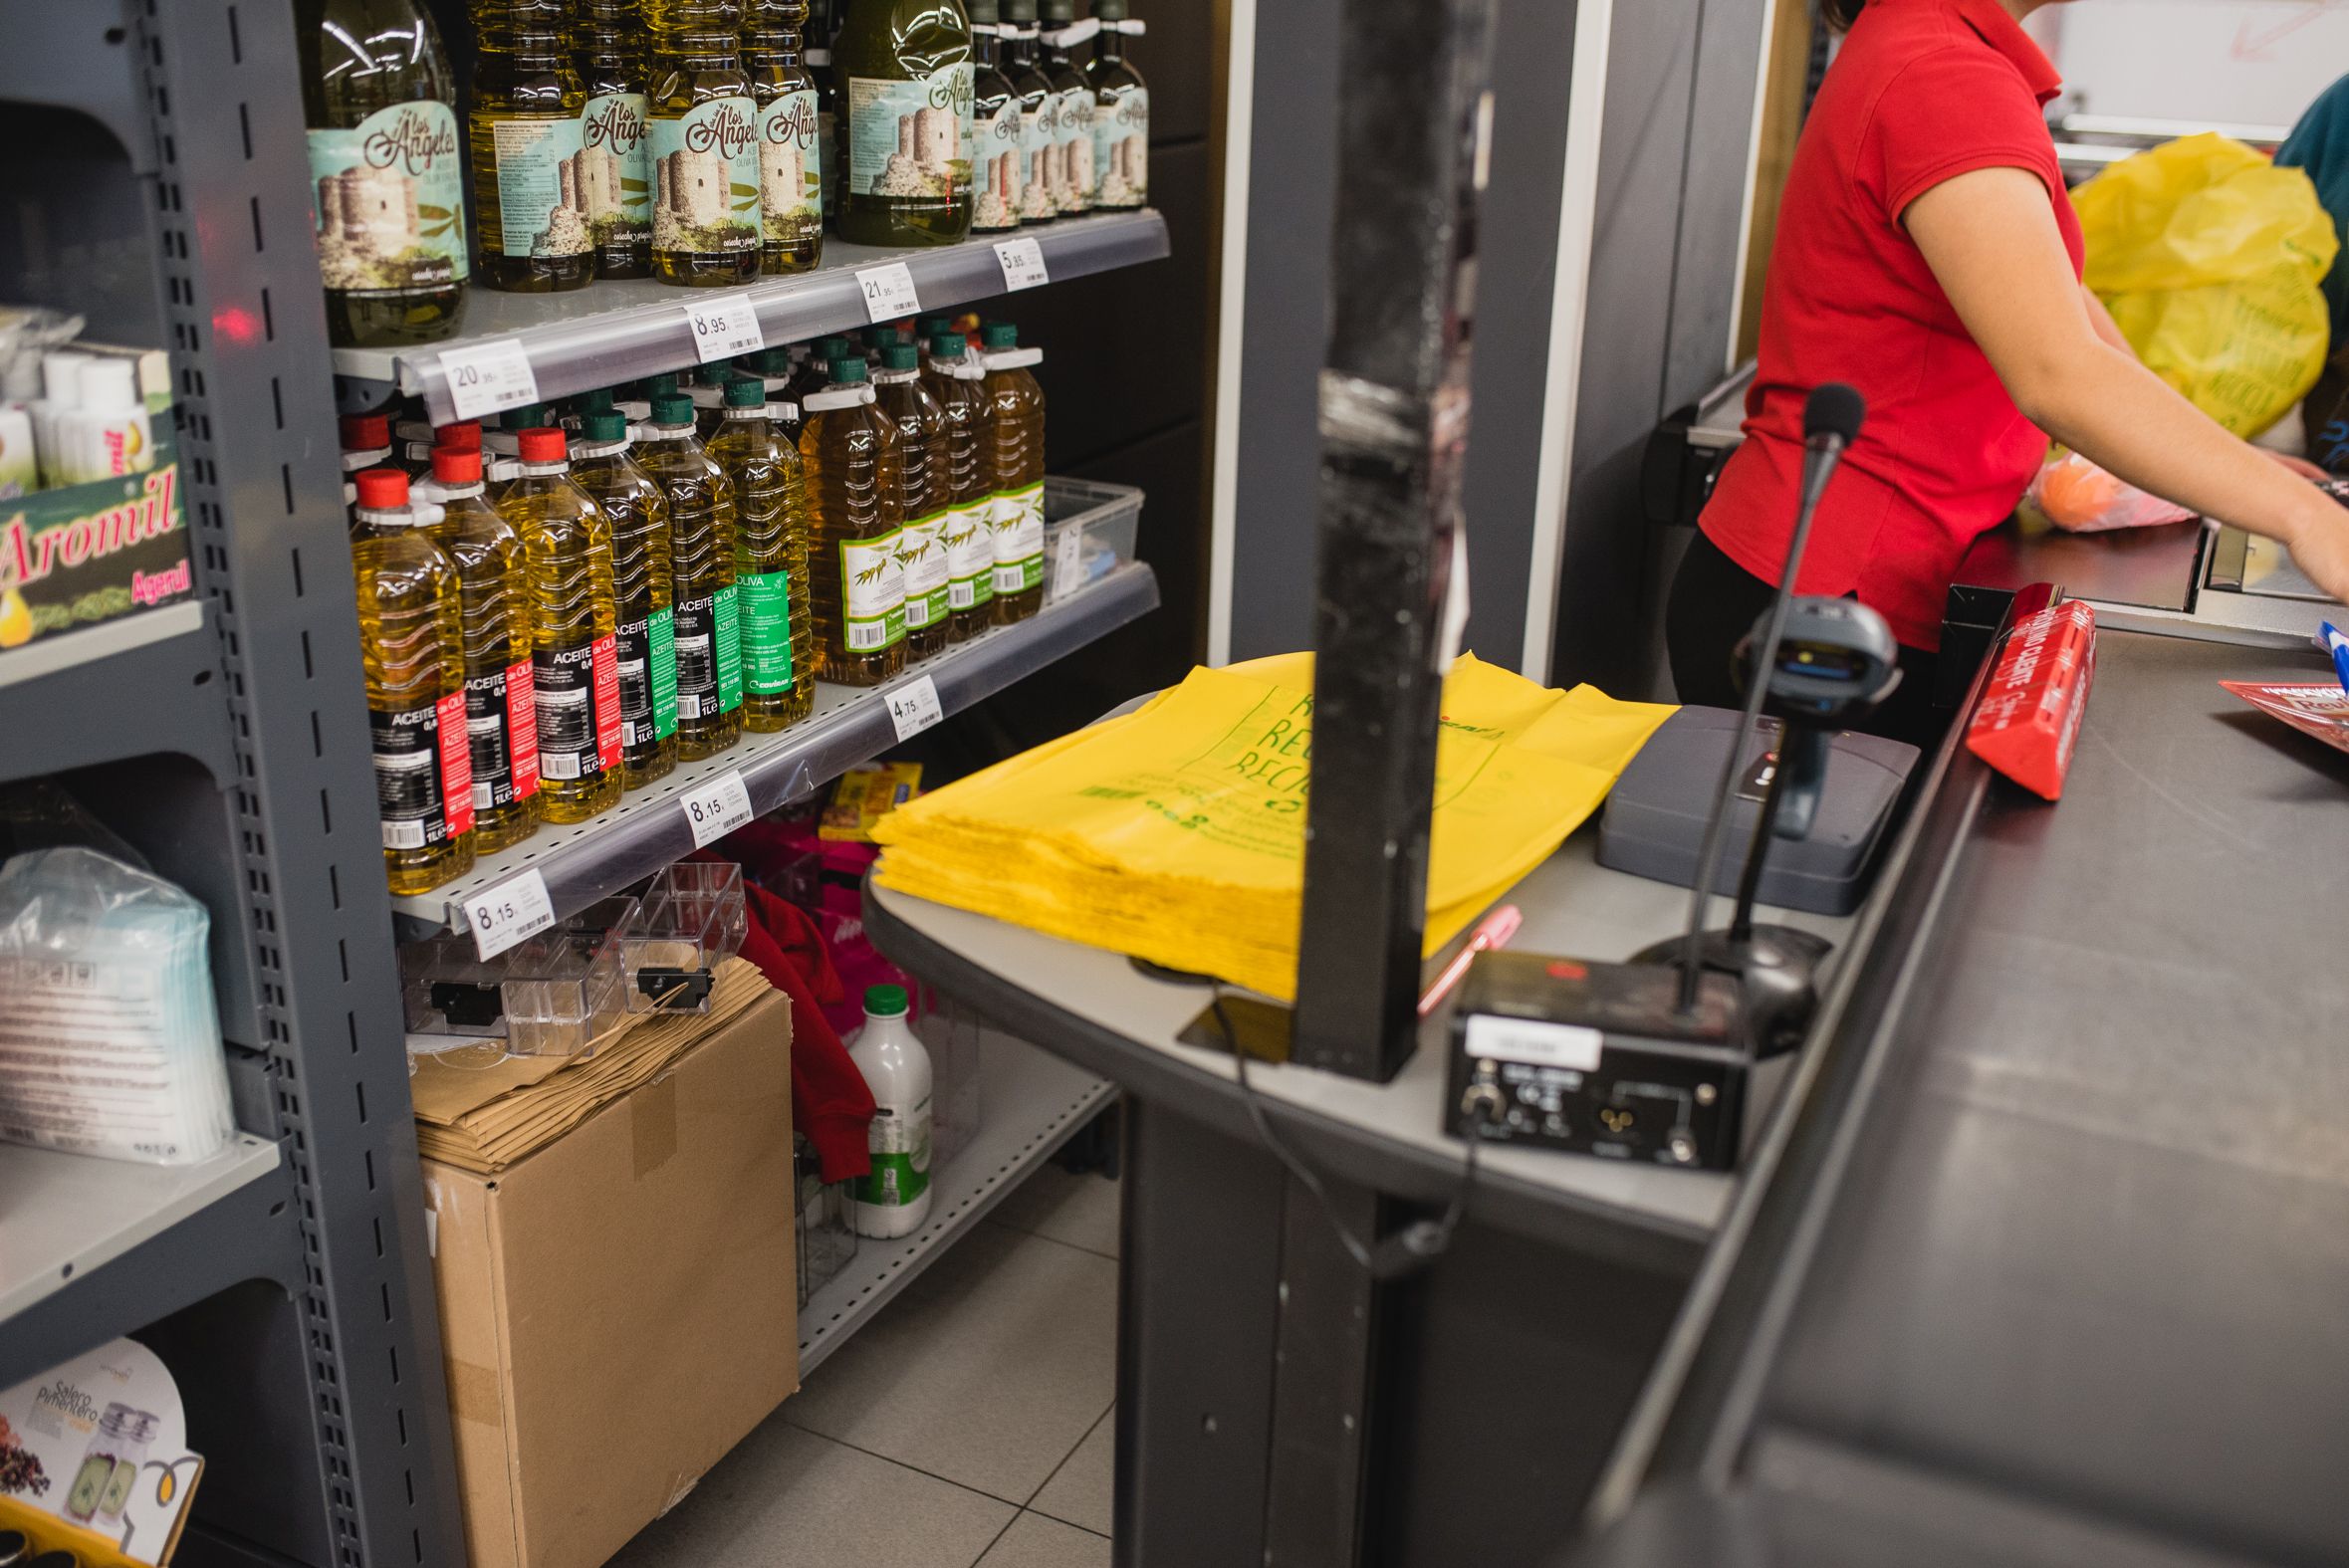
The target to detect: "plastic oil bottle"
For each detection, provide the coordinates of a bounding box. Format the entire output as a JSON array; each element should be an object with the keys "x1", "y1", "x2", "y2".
[
  {"x1": 922, "y1": 331, "x2": 993, "y2": 639},
  {"x1": 979, "y1": 322, "x2": 1045, "y2": 624},
  {"x1": 422, "y1": 446, "x2": 542, "y2": 851},
  {"x1": 350, "y1": 468, "x2": 477, "y2": 892},
  {"x1": 848, "y1": 984, "x2": 934, "y2": 1237},
  {"x1": 297, "y1": 0, "x2": 468, "y2": 346},
  {"x1": 745, "y1": 0, "x2": 825, "y2": 273},
  {"x1": 574, "y1": 0, "x2": 656, "y2": 279},
  {"x1": 467, "y1": 18, "x2": 592, "y2": 291},
  {"x1": 1085, "y1": 0, "x2": 1147, "y2": 208},
  {"x1": 570, "y1": 410, "x2": 680, "y2": 787},
  {"x1": 965, "y1": 0, "x2": 1024, "y2": 233},
  {"x1": 833, "y1": 0, "x2": 974, "y2": 247},
  {"x1": 1037, "y1": 0, "x2": 1093, "y2": 216},
  {"x1": 648, "y1": 0, "x2": 763, "y2": 286},
  {"x1": 999, "y1": 0, "x2": 1058, "y2": 224},
  {"x1": 709, "y1": 375, "x2": 815, "y2": 729},
  {"x1": 498, "y1": 428, "x2": 624, "y2": 821},
  {"x1": 874, "y1": 343, "x2": 952, "y2": 659},
  {"x1": 800, "y1": 355, "x2": 905, "y2": 684},
  {"x1": 637, "y1": 392, "x2": 746, "y2": 757}
]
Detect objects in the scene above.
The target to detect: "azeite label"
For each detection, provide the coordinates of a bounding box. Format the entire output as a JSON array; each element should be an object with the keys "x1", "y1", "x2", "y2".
[
  {"x1": 308, "y1": 100, "x2": 469, "y2": 288},
  {"x1": 847, "y1": 66, "x2": 974, "y2": 207},
  {"x1": 532, "y1": 639, "x2": 616, "y2": 782},
  {"x1": 760, "y1": 88, "x2": 823, "y2": 248},
  {"x1": 673, "y1": 588, "x2": 744, "y2": 719},
  {"x1": 991, "y1": 481, "x2": 1045, "y2": 593},
  {"x1": 1054, "y1": 87, "x2": 1094, "y2": 209},
  {"x1": 1091, "y1": 85, "x2": 1147, "y2": 205},
  {"x1": 840, "y1": 532, "x2": 907, "y2": 651},
  {"x1": 945, "y1": 499, "x2": 995, "y2": 609},
  {"x1": 617, "y1": 606, "x2": 679, "y2": 747},
  {"x1": 972, "y1": 97, "x2": 1025, "y2": 230},
  {"x1": 487, "y1": 112, "x2": 591, "y2": 259},
  {"x1": 464, "y1": 658, "x2": 541, "y2": 810},
  {"x1": 370, "y1": 691, "x2": 475, "y2": 850},
  {"x1": 898, "y1": 515, "x2": 951, "y2": 629},
  {"x1": 651, "y1": 96, "x2": 762, "y2": 256},
  {"x1": 581, "y1": 91, "x2": 653, "y2": 255},
  {"x1": 739, "y1": 569, "x2": 796, "y2": 693}
]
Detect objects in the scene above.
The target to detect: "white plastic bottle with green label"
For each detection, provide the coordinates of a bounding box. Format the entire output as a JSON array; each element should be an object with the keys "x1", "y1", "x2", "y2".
[{"x1": 849, "y1": 985, "x2": 934, "y2": 1238}]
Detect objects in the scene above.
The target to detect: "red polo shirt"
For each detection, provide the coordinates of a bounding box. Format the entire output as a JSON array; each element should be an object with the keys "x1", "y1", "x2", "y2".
[{"x1": 1701, "y1": 0, "x2": 2081, "y2": 651}]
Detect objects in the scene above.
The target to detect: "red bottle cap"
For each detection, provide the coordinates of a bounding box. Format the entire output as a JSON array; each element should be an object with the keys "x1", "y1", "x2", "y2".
[
  {"x1": 517, "y1": 427, "x2": 567, "y2": 463},
  {"x1": 436, "y1": 420, "x2": 483, "y2": 453},
  {"x1": 352, "y1": 468, "x2": 409, "y2": 508},
  {"x1": 432, "y1": 447, "x2": 484, "y2": 485},
  {"x1": 340, "y1": 412, "x2": 390, "y2": 450}
]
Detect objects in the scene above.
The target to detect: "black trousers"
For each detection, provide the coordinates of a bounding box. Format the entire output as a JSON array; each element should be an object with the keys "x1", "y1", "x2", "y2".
[{"x1": 1664, "y1": 531, "x2": 1949, "y2": 752}]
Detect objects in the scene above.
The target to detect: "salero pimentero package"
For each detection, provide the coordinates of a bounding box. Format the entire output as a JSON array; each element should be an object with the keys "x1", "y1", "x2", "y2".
[{"x1": 0, "y1": 344, "x2": 190, "y2": 657}]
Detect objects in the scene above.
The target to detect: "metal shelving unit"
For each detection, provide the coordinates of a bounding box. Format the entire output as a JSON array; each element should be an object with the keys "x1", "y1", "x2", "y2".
[
  {"x1": 0, "y1": 600, "x2": 237, "y2": 786},
  {"x1": 334, "y1": 210, "x2": 1170, "y2": 424}
]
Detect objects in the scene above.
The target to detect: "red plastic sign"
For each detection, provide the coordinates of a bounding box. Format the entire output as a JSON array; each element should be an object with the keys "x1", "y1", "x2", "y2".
[{"x1": 1967, "y1": 599, "x2": 2096, "y2": 800}]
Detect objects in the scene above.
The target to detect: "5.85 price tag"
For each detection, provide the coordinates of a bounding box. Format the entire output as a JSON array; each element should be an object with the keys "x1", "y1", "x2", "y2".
[
  {"x1": 684, "y1": 294, "x2": 766, "y2": 363},
  {"x1": 883, "y1": 674, "x2": 944, "y2": 742},
  {"x1": 856, "y1": 262, "x2": 922, "y2": 324},
  {"x1": 994, "y1": 237, "x2": 1050, "y2": 292},
  {"x1": 438, "y1": 339, "x2": 540, "y2": 424},
  {"x1": 680, "y1": 769, "x2": 755, "y2": 848},
  {"x1": 463, "y1": 869, "x2": 556, "y2": 961}
]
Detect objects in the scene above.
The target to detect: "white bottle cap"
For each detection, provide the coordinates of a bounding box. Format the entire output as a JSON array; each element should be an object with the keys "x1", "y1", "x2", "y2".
[
  {"x1": 42, "y1": 350, "x2": 93, "y2": 409},
  {"x1": 80, "y1": 358, "x2": 140, "y2": 414},
  {"x1": 2, "y1": 351, "x2": 41, "y2": 404}
]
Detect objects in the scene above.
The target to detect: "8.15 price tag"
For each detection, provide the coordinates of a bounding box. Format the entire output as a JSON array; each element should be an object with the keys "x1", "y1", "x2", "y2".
[
  {"x1": 884, "y1": 674, "x2": 944, "y2": 741},
  {"x1": 463, "y1": 869, "x2": 556, "y2": 961},
  {"x1": 685, "y1": 294, "x2": 766, "y2": 363},
  {"x1": 679, "y1": 769, "x2": 755, "y2": 847},
  {"x1": 438, "y1": 338, "x2": 540, "y2": 424},
  {"x1": 856, "y1": 261, "x2": 922, "y2": 324}
]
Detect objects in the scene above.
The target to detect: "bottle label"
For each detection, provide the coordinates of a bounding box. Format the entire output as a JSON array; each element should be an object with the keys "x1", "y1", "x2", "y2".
[
  {"x1": 581, "y1": 91, "x2": 654, "y2": 256},
  {"x1": 651, "y1": 95, "x2": 762, "y2": 257},
  {"x1": 1018, "y1": 96, "x2": 1057, "y2": 222},
  {"x1": 847, "y1": 67, "x2": 974, "y2": 207},
  {"x1": 818, "y1": 107, "x2": 837, "y2": 217},
  {"x1": 972, "y1": 96, "x2": 1025, "y2": 230},
  {"x1": 739, "y1": 568, "x2": 796, "y2": 693},
  {"x1": 617, "y1": 605, "x2": 679, "y2": 747},
  {"x1": 990, "y1": 482, "x2": 1045, "y2": 592},
  {"x1": 674, "y1": 584, "x2": 746, "y2": 718},
  {"x1": 307, "y1": 101, "x2": 470, "y2": 289},
  {"x1": 1092, "y1": 85, "x2": 1147, "y2": 206},
  {"x1": 840, "y1": 531, "x2": 907, "y2": 651},
  {"x1": 852, "y1": 1093, "x2": 933, "y2": 1208},
  {"x1": 465, "y1": 658, "x2": 542, "y2": 811},
  {"x1": 1054, "y1": 87, "x2": 1095, "y2": 210},
  {"x1": 944, "y1": 499, "x2": 995, "y2": 609},
  {"x1": 487, "y1": 112, "x2": 592, "y2": 259},
  {"x1": 533, "y1": 635, "x2": 621, "y2": 782},
  {"x1": 371, "y1": 692, "x2": 475, "y2": 850},
  {"x1": 759, "y1": 88, "x2": 823, "y2": 249},
  {"x1": 898, "y1": 514, "x2": 951, "y2": 629}
]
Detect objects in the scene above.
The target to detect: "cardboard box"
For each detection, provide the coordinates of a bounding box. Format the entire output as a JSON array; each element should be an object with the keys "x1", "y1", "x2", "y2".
[{"x1": 422, "y1": 991, "x2": 799, "y2": 1568}]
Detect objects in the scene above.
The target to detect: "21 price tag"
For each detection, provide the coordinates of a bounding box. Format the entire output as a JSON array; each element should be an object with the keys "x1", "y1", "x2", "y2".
[
  {"x1": 994, "y1": 237, "x2": 1050, "y2": 292},
  {"x1": 438, "y1": 339, "x2": 540, "y2": 424},
  {"x1": 884, "y1": 674, "x2": 944, "y2": 742},
  {"x1": 685, "y1": 294, "x2": 766, "y2": 363},
  {"x1": 463, "y1": 869, "x2": 556, "y2": 962},
  {"x1": 856, "y1": 261, "x2": 922, "y2": 324},
  {"x1": 679, "y1": 769, "x2": 755, "y2": 848}
]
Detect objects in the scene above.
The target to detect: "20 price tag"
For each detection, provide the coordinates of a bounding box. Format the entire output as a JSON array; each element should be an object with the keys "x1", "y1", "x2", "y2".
[
  {"x1": 438, "y1": 338, "x2": 540, "y2": 424},
  {"x1": 994, "y1": 237, "x2": 1050, "y2": 292},
  {"x1": 685, "y1": 294, "x2": 766, "y2": 363},
  {"x1": 463, "y1": 869, "x2": 556, "y2": 962},
  {"x1": 680, "y1": 769, "x2": 755, "y2": 848},
  {"x1": 1052, "y1": 527, "x2": 1085, "y2": 599},
  {"x1": 856, "y1": 261, "x2": 922, "y2": 324},
  {"x1": 884, "y1": 674, "x2": 944, "y2": 741}
]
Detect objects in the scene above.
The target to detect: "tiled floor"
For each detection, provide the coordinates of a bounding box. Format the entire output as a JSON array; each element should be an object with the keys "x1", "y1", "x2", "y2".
[{"x1": 610, "y1": 1159, "x2": 1123, "y2": 1568}]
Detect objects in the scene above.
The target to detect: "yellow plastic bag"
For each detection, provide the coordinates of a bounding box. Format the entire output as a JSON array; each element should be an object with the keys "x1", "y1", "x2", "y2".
[{"x1": 2074, "y1": 132, "x2": 2340, "y2": 438}]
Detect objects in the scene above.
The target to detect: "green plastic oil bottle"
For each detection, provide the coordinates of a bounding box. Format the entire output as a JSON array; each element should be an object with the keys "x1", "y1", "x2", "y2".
[
  {"x1": 800, "y1": 356, "x2": 906, "y2": 683},
  {"x1": 710, "y1": 376, "x2": 815, "y2": 729},
  {"x1": 922, "y1": 331, "x2": 993, "y2": 638},
  {"x1": 834, "y1": 0, "x2": 974, "y2": 247},
  {"x1": 637, "y1": 392, "x2": 746, "y2": 756},
  {"x1": 351, "y1": 468, "x2": 478, "y2": 891},
  {"x1": 297, "y1": 0, "x2": 469, "y2": 346},
  {"x1": 570, "y1": 410, "x2": 680, "y2": 787},
  {"x1": 745, "y1": 0, "x2": 825, "y2": 273},
  {"x1": 979, "y1": 321, "x2": 1045, "y2": 623},
  {"x1": 1085, "y1": 0, "x2": 1147, "y2": 208},
  {"x1": 966, "y1": 0, "x2": 1024, "y2": 232},
  {"x1": 999, "y1": 0, "x2": 1057, "y2": 224},
  {"x1": 1037, "y1": 0, "x2": 1092, "y2": 215},
  {"x1": 574, "y1": 0, "x2": 657, "y2": 279},
  {"x1": 874, "y1": 343, "x2": 952, "y2": 659},
  {"x1": 469, "y1": 22, "x2": 593, "y2": 291},
  {"x1": 423, "y1": 446, "x2": 542, "y2": 851},
  {"x1": 648, "y1": 0, "x2": 763, "y2": 285},
  {"x1": 498, "y1": 428, "x2": 624, "y2": 821}
]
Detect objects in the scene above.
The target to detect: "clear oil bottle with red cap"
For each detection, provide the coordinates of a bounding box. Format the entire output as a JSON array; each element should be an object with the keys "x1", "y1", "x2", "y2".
[
  {"x1": 350, "y1": 467, "x2": 477, "y2": 892},
  {"x1": 422, "y1": 446, "x2": 541, "y2": 850},
  {"x1": 496, "y1": 428, "x2": 624, "y2": 821}
]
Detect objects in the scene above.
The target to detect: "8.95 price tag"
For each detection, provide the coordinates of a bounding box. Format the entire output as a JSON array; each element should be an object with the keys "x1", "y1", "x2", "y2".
[
  {"x1": 856, "y1": 262, "x2": 922, "y2": 324},
  {"x1": 438, "y1": 338, "x2": 540, "y2": 424},
  {"x1": 463, "y1": 869, "x2": 556, "y2": 961},
  {"x1": 684, "y1": 294, "x2": 766, "y2": 362},
  {"x1": 679, "y1": 769, "x2": 755, "y2": 847},
  {"x1": 883, "y1": 674, "x2": 944, "y2": 741}
]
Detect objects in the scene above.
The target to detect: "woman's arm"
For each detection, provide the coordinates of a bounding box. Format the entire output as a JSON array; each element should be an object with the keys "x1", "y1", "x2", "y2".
[
  {"x1": 1906, "y1": 166, "x2": 2349, "y2": 600},
  {"x1": 2081, "y1": 284, "x2": 2133, "y2": 355}
]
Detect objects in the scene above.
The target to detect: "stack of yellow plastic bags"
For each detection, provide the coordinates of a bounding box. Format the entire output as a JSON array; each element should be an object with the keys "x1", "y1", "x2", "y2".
[{"x1": 873, "y1": 652, "x2": 1673, "y2": 1000}]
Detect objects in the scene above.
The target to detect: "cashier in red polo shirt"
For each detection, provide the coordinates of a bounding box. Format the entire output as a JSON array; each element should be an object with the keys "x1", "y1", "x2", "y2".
[{"x1": 1669, "y1": 0, "x2": 2349, "y2": 743}]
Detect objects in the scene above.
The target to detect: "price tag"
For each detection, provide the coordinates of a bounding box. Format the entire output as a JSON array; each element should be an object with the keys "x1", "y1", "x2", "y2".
[
  {"x1": 994, "y1": 237, "x2": 1050, "y2": 292},
  {"x1": 1052, "y1": 527, "x2": 1085, "y2": 599},
  {"x1": 684, "y1": 294, "x2": 766, "y2": 363},
  {"x1": 679, "y1": 769, "x2": 756, "y2": 847},
  {"x1": 438, "y1": 339, "x2": 540, "y2": 424},
  {"x1": 856, "y1": 261, "x2": 922, "y2": 324},
  {"x1": 884, "y1": 674, "x2": 944, "y2": 741},
  {"x1": 462, "y1": 869, "x2": 556, "y2": 962}
]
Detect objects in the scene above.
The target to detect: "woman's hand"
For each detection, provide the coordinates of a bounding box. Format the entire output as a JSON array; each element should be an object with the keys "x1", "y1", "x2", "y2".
[
  {"x1": 2262, "y1": 449, "x2": 2335, "y2": 483},
  {"x1": 2278, "y1": 492, "x2": 2349, "y2": 604}
]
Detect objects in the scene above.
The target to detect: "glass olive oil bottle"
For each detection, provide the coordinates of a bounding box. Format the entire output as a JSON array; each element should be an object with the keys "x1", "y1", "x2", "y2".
[
  {"x1": 469, "y1": 25, "x2": 594, "y2": 291},
  {"x1": 874, "y1": 344, "x2": 952, "y2": 659},
  {"x1": 298, "y1": 0, "x2": 469, "y2": 346},
  {"x1": 811, "y1": 0, "x2": 843, "y2": 225},
  {"x1": 1037, "y1": 0, "x2": 1092, "y2": 215},
  {"x1": 966, "y1": 0, "x2": 1023, "y2": 232},
  {"x1": 999, "y1": 0, "x2": 1057, "y2": 224},
  {"x1": 570, "y1": 410, "x2": 680, "y2": 787},
  {"x1": 648, "y1": 0, "x2": 763, "y2": 285},
  {"x1": 574, "y1": 0, "x2": 657, "y2": 279},
  {"x1": 423, "y1": 447, "x2": 542, "y2": 851},
  {"x1": 800, "y1": 357, "x2": 906, "y2": 683},
  {"x1": 922, "y1": 332, "x2": 993, "y2": 638},
  {"x1": 637, "y1": 393, "x2": 746, "y2": 757},
  {"x1": 710, "y1": 377, "x2": 815, "y2": 728},
  {"x1": 499, "y1": 429, "x2": 624, "y2": 821},
  {"x1": 746, "y1": 0, "x2": 825, "y2": 273},
  {"x1": 834, "y1": 0, "x2": 975, "y2": 247},
  {"x1": 1085, "y1": 0, "x2": 1147, "y2": 208},
  {"x1": 979, "y1": 321, "x2": 1045, "y2": 624}
]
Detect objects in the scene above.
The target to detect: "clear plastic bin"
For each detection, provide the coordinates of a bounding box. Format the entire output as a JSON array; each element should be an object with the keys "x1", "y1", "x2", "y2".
[
  {"x1": 794, "y1": 1132, "x2": 857, "y2": 1308},
  {"x1": 1042, "y1": 477, "x2": 1142, "y2": 606},
  {"x1": 400, "y1": 934, "x2": 507, "y2": 1037},
  {"x1": 500, "y1": 895, "x2": 638, "y2": 1056},
  {"x1": 624, "y1": 861, "x2": 748, "y2": 1014},
  {"x1": 927, "y1": 994, "x2": 985, "y2": 1171}
]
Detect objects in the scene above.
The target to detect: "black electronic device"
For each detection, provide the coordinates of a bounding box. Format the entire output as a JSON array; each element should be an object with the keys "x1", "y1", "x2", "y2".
[{"x1": 1443, "y1": 953, "x2": 1755, "y2": 1170}]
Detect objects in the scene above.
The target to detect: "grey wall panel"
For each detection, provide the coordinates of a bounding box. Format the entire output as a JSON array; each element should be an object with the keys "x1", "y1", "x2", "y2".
[{"x1": 1668, "y1": 0, "x2": 1770, "y2": 407}]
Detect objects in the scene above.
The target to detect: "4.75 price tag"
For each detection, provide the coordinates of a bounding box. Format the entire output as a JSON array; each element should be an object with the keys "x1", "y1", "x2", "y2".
[
  {"x1": 884, "y1": 674, "x2": 944, "y2": 741},
  {"x1": 463, "y1": 869, "x2": 556, "y2": 961},
  {"x1": 679, "y1": 769, "x2": 755, "y2": 847}
]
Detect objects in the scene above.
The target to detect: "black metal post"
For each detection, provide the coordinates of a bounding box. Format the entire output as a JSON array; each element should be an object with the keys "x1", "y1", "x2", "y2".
[{"x1": 1292, "y1": 0, "x2": 1500, "y2": 1081}]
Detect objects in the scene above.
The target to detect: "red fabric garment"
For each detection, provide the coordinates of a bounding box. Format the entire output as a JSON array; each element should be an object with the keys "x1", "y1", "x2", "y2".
[{"x1": 1700, "y1": 0, "x2": 2081, "y2": 651}]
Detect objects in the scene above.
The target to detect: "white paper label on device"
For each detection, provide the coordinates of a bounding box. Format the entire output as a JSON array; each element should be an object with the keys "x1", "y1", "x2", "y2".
[
  {"x1": 463, "y1": 869, "x2": 556, "y2": 961},
  {"x1": 1463, "y1": 1015, "x2": 1603, "y2": 1071},
  {"x1": 856, "y1": 261, "x2": 922, "y2": 324},
  {"x1": 884, "y1": 674, "x2": 944, "y2": 741},
  {"x1": 438, "y1": 338, "x2": 540, "y2": 423},
  {"x1": 994, "y1": 237, "x2": 1050, "y2": 292},
  {"x1": 680, "y1": 769, "x2": 755, "y2": 847},
  {"x1": 685, "y1": 294, "x2": 766, "y2": 362},
  {"x1": 1052, "y1": 527, "x2": 1085, "y2": 598}
]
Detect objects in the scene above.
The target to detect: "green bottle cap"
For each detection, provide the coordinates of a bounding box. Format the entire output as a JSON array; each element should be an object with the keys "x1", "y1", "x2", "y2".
[
  {"x1": 811, "y1": 336, "x2": 850, "y2": 359},
  {"x1": 1092, "y1": 0, "x2": 1128, "y2": 17},
  {"x1": 969, "y1": 0, "x2": 1000, "y2": 20},
  {"x1": 640, "y1": 371, "x2": 681, "y2": 399},
  {"x1": 930, "y1": 333, "x2": 967, "y2": 358},
  {"x1": 573, "y1": 387, "x2": 617, "y2": 415},
  {"x1": 1003, "y1": 0, "x2": 1036, "y2": 21},
  {"x1": 829, "y1": 356, "x2": 869, "y2": 383},
  {"x1": 724, "y1": 375, "x2": 768, "y2": 407},
  {"x1": 864, "y1": 984, "x2": 909, "y2": 1017},
  {"x1": 748, "y1": 348, "x2": 791, "y2": 375},
  {"x1": 917, "y1": 313, "x2": 953, "y2": 338},
  {"x1": 1039, "y1": 0, "x2": 1073, "y2": 19},
  {"x1": 981, "y1": 321, "x2": 1019, "y2": 348},
  {"x1": 581, "y1": 410, "x2": 628, "y2": 441},
  {"x1": 879, "y1": 343, "x2": 920, "y2": 371},
  {"x1": 649, "y1": 392, "x2": 695, "y2": 424},
  {"x1": 500, "y1": 404, "x2": 549, "y2": 430}
]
